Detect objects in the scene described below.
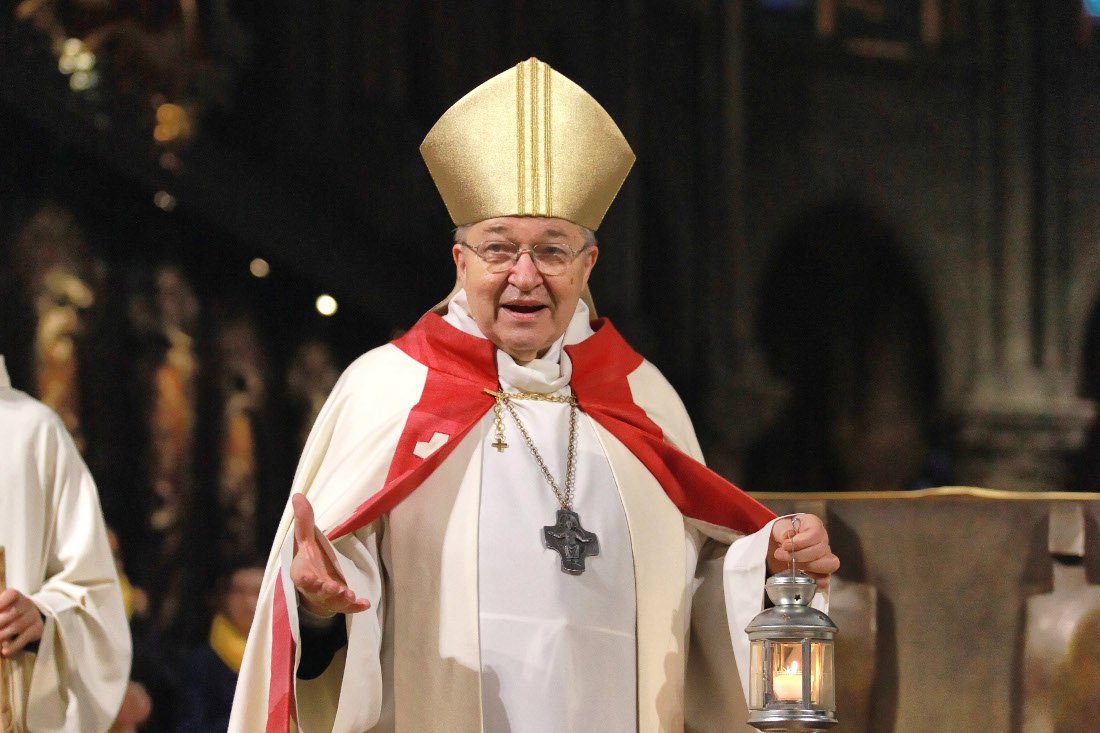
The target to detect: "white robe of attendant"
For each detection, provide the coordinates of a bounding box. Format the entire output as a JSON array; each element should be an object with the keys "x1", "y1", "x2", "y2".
[
  {"x1": 0, "y1": 356, "x2": 131, "y2": 733},
  {"x1": 232, "y1": 293, "x2": 825, "y2": 732}
]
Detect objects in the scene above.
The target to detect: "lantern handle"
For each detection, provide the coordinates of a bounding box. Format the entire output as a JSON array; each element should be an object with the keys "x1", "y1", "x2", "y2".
[{"x1": 787, "y1": 515, "x2": 801, "y2": 576}]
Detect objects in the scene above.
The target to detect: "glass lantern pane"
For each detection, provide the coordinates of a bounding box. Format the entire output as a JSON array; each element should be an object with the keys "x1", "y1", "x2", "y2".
[
  {"x1": 809, "y1": 640, "x2": 835, "y2": 708},
  {"x1": 769, "y1": 641, "x2": 804, "y2": 702},
  {"x1": 750, "y1": 641, "x2": 765, "y2": 708}
]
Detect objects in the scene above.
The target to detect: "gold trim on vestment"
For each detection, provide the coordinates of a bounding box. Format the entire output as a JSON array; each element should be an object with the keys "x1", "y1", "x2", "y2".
[{"x1": 749, "y1": 486, "x2": 1100, "y2": 501}]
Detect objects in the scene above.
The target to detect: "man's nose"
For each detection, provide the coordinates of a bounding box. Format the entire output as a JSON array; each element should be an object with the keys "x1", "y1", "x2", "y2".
[{"x1": 508, "y1": 250, "x2": 543, "y2": 287}]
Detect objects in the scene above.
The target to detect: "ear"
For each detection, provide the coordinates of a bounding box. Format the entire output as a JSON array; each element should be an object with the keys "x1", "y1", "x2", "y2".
[
  {"x1": 452, "y1": 242, "x2": 468, "y2": 285},
  {"x1": 580, "y1": 245, "x2": 598, "y2": 285}
]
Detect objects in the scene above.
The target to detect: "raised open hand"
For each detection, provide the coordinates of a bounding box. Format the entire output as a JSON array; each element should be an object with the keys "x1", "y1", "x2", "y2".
[
  {"x1": 767, "y1": 514, "x2": 840, "y2": 589},
  {"x1": 289, "y1": 493, "x2": 371, "y2": 617}
]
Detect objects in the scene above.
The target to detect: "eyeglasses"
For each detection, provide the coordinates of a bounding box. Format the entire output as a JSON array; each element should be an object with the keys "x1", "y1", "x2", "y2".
[{"x1": 459, "y1": 240, "x2": 590, "y2": 276}]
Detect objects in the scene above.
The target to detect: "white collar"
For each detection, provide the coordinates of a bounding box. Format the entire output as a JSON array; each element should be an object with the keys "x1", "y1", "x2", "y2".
[
  {"x1": 0, "y1": 355, "x2": 9, "y2": 389},
  {"x1": 442, "y1": 289, "x2": 594, "y2": 394}
]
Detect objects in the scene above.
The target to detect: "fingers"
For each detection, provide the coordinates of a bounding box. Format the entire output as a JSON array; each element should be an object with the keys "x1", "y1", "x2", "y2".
[
  {"x1": 0, "y1": 595, "x2": 33, "y2": 634},
  {"x1": 806, "y1": 572, "x2": 831, "y2": 591},
  {"x1": 775, "y1": 542, "x2": 831, "y2": 565},
  {"x1": 777, "y1": 515, "x2": 825, "y2": 549},
  {"x1": 311, "y1": 579, "x2": 370, "y2": 613},
  {"x1": 770, "y1": 513, "x2": 840, "y2": 578},
  {"x1": 296, "y1": 573, "x2": 371, "y2": 616},
  {"x1": 4, "y1": 623, "x2": 41, "y2": 656},
  {"x1": 289, "y1": 493, "x2": 371, "y2": 615},
  {"x1": 0, "y1": 607, "x2": 16, "y2": 631},
  {"x1": 0, "y1": 595, "x2": 44, "y2": 657},
  {"x1": 786, "y1": 547, "x2": 840, "y2": 576},
  {"x1": 0, "y1": 613, "x2": 33, "y2": 644},
  {"x1": 291, "y1": 516, "x2": 348, "y2": 598},
  {"x1": 0, "y1": 588, "x2": 17, "y2": 612},
  {"x1": 324, "y1": 586, "x2": 371, "y2": 614},
  {"x1": 292, "y1": 560, "x2": 371, "y2": 616},
  {"x1": 772, "y1": 514, "x2": 822, "y2": 543},
  {"x1": 291, "y1": 493, "x2": 316, "y2": 549},
  {"x1": 806, "y1": 552, "x2": 841, "y2": 576},
  {"x1": 774, "y1": 537, "x2": 839, "y2": 570}
]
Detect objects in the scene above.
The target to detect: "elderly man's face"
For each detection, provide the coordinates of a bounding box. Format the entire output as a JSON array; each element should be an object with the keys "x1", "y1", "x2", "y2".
[{"x1": 453, "y1": 216, "x2": 597, "y2": 364}]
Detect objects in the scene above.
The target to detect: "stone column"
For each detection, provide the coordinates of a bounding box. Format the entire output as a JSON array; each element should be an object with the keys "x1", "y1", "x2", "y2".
[
  {"x1": 956, "y1": 393, "x2": 1093, "y2": 491},
  {"x1": 952, "y1": 0, "x2": 1094, "y2": 491},
  {"x1": 702, "y1": 0, "x2": 792, "y2": 481}
]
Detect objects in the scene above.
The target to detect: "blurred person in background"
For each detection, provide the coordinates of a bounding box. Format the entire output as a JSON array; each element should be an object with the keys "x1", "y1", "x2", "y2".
[{"x1": 175, "y1": 560, "x2": 264, "y2": 733}]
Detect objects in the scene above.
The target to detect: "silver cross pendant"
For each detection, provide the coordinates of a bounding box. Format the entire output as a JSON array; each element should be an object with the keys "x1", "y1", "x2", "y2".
[{"x1": 543, "y1": 509, "x2": 600, "y2": 575}]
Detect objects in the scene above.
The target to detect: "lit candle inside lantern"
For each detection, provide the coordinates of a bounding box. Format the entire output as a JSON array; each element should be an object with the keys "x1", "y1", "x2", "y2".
[{"x1": 772, "y1": 660, "x2": 803, "y2": 701}]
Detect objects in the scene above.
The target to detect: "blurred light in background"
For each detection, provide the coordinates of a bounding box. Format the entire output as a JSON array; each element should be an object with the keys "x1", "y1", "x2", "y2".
[
  {"x1": 315, "y1": 295, "x2": 338, "y2": 317},
  {"x1": 57, "y1": 39, "x2": 86, "y2": 73},
  {"x1": 153, "y1": 190, "x2": 177, "y2": 212},
  {"x1": 154, "y1": 103, "x2": 190, "y2": 143},
  {"x1": 1087, "y1": 0, "x2": 1100, "y2": 19},
  {"x1": 249, "y1": 258, "x2": 270, "y2": 278},
  {"x1": 159, "y1": 151, "x2": 182, "y2": 173},
  {"x1": 57, "y1": 38, "x2": 99, "y2": 91},
  {"x1": 69, "y1": 70, "x2": 100, "y2": 91}
]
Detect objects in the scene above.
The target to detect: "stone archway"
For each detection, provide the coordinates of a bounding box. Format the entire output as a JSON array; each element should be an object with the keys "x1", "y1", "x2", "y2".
[{"x1": 745, "y1": 200, "x2": 947, "y2": 492}]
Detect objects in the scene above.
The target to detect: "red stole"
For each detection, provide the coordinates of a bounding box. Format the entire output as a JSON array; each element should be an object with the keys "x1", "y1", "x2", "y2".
[{"x1": 329, "y1": 312, "x2": 773, "y2": 538}]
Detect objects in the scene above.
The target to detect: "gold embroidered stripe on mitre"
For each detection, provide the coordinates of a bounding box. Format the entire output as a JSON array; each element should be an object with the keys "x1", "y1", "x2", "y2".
[{"x1": 420, "y1": 57, "x2": 635, "y2": 230}]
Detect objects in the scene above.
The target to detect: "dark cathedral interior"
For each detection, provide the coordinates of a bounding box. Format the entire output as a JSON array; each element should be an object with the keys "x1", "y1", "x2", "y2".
[{"x1": 1, "y1": 1, "x2": 1100, "y2": 731}]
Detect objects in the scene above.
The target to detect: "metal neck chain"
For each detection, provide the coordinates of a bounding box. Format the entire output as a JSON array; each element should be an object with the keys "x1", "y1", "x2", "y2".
[{"x1": 483, "y1": 388, "x2": 578, "y2": 511}]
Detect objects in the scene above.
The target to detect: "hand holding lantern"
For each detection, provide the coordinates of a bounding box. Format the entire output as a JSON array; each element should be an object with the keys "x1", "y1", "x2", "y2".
[{"x1": 746, "y1": 517, "x2": 839, "y2": 732}]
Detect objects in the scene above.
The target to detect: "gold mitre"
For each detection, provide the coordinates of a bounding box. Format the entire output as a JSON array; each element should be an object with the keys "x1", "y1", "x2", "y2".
[{"x1": 420, "y1": 57, "x2": 635, "y2": 231}]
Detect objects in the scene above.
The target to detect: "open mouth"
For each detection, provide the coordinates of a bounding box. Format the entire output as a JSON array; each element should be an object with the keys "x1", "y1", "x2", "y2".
[{"x1": 502, "y1": 303, "x2": 548, "y2": 314}]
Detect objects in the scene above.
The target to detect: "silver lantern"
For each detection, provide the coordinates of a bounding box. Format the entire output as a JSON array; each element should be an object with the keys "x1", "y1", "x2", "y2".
[{"x1": 745, "y1": 559, "x2": 838, "y2": 731}]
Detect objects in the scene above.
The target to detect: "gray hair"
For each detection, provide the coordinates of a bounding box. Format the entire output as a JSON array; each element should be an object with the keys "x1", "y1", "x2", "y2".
[{"x1": 453, "y1": 224, "x2": 597, "y2": 248}]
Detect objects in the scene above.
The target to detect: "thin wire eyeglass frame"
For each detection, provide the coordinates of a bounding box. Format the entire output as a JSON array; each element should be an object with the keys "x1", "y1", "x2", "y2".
[{"x1": 458, "y1": 241, "x2": 592, "y2": 276}]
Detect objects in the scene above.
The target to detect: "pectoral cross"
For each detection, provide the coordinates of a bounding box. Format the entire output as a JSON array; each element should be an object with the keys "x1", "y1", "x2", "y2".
[
  {"x1": 543, "y1": 509, "x2": 600, "y2": 575},
  {"x1": 492, "y1": 438, "x2": 508, "y2": 452}
]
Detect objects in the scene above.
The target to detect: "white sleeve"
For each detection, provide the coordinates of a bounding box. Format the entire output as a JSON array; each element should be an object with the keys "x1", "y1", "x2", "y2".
[
  {"x1": 231, "y1": 345, "x2": 422, "y2": 733},
  {"x1": 291, "y1": 522, "x2": 386, "y2": 733},
  {"x1": 27, "y1": 420, "x2": 131, "y2": 733}
]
